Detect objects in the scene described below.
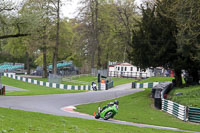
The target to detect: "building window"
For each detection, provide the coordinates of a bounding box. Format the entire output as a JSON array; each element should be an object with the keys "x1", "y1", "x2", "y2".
[
  {"x1": 118, "y1": 67, "x2": 120, "y2": 71},
  {"x1": 121, "y1": 67, "x2": 123, "y2": 71},
  {"x1": 125, "y1": 67, "x2": 127, "y2": 71},
  {"x1": 131, "y1": 67, "x2": 133, "y2": 71}
]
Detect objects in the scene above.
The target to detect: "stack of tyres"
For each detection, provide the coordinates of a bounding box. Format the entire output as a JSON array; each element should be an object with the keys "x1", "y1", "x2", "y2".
[
  {"x1": 0, "y1": 86, "x2": 5, "y2": 95},
  {"x1": 154, "y1": 89, "x2": 162, "y2": 109}
]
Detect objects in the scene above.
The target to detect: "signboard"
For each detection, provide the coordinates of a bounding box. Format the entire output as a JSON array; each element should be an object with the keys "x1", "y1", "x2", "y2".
[{"x1": 101, "y1": 79, "x2": 106, "y2": 90}]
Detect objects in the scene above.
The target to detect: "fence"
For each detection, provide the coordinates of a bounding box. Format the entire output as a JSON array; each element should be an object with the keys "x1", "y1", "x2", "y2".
[
  {"x1": 109, "y1": 71, "x2": 148, "y2": 78},
  {"x1": 162, "y1": 99, "x2": 187, "y2": 121},
  {"x1": 0, "y1": 63, "x2": 24, "y2": 72},
  {"x1": 107, "y1": 80, "x2": 113, "y2": 89},
  {"x1": 0, "y1": 73, "x2": 2, "y2": 90},
  {"x1": 151, "y1": 82, "x2": 200, "y2": 123},
  {"x1": 132, "y1": 82, "x2": 160, "y2": 89},
  {"x1": 188, "y1": 107, "x2": 200, "y2": 123},
  {"x1": 48, "y1": 74, "x2": 62, "y2": 84},
  {"x1": 91, "y1": 68, "x2": 108, "y2": 77}
]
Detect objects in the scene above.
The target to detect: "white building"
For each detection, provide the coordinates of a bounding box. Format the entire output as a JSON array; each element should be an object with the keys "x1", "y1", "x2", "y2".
[{"x1": 108, "y1": 63, "x2": 154, "y2": 78}]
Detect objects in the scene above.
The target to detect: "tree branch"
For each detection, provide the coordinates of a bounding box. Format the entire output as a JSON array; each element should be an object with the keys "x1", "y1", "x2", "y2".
[{"x1": 0, "y1": 33, "x2": 29, "y2": 39}]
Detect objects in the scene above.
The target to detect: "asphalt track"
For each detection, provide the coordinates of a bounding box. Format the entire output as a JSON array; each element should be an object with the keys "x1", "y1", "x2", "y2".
[
  {"x1": 0, "y1": 83, "x2": 199, "y2": 133},
  {"x1": 4, "y1": 85, "x2": 27, "y2": 91}
]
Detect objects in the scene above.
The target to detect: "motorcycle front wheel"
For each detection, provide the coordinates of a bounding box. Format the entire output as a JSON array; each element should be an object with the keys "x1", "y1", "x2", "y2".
[
  {"x1": 95, "y1": 113, "x2": 100, "y2": 119},
  {"x1": 104, "y1": 111, "x2": 113, "y2": 120}
]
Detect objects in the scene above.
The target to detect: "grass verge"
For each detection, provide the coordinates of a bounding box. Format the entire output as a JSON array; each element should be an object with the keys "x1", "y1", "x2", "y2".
[
  {"x1": 138, "y1": 77, "x2": 174, "y2": 83},
  {"x1": 168, "y1": 85, "x2": 200, "y2": 108},
  {"x1": 0, "y1": 108, "x2": 183, "y2": 133},
  {"x1": 33, "y1": 78, "x2": 84, "y2": 85},
  {"x1": 34, "y1": 76, "x2": 136, "y2": 87},
  {"x1": 2, "y1": 77, "x2": 83, "y2": 96},
  {"x1": 76, "y1": 89, "x2": 200, "y2": 132}
]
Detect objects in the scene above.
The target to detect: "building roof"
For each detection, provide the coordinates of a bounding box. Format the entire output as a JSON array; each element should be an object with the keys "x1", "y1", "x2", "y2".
[{"x1": 109, "y1": 63, "x2": 136, "y2": 67}]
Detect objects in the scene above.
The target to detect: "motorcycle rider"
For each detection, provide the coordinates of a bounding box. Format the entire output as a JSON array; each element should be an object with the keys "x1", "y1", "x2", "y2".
[
  {"x1": 99, "y1": 100, "x2": 119, "y2": 113},
  {"x1": 91, "y1": 81, "x2": 97, "y2": 91}
]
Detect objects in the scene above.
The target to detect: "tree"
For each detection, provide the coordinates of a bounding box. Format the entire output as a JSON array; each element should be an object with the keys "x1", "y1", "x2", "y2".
[
  {"x1": 129, "y1": 1, "x2": 184, "y2": 87},
  {"x1": 111, "y1": 0, "x2": 139, "y2": 62},
  {"x1": 51, "y1": 0, "x2": 61, "y2": 75},
  {"x1": 0, "y1": 0, "x2": 29, "y2": 40},
  {"x1": 172, "y1": 0, "x2": 200, "y2": 83},
  {"x1": 20, "y1": 0, "x2": 57, "y2": 77},
  {"x1": 77, "y1": 0, "x2": 139, "y2": 70}
]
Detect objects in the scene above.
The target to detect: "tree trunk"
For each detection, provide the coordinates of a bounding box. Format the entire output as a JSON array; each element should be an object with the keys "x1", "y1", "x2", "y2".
[
  {"x1": 189, "y1": 69, "x2": 199, "y2": 84},
  {"x1": 95, "y1": 0, "x2": 101, "y2": 69},
  {"x1": 90, "y1": 0, "x2": 95, "y2": 69},
  {"x1": 97, "y1": 45, "x2": 101, "y2": 69},
  {"x1": 91, "y1": 49, "x2": 95, "y2": 69},
  {"x1": 42, "y1": 44, "x2": 48, "y2": 78},
  {"x1": 52, "y1": 0, "x2": 60, "y2": 75},
  {"x1": 25, "y1": 51, "x2": 30, "y2": 75},
  {"x1": 174, "y1": 69, "x2": 182, "y2": 87}
]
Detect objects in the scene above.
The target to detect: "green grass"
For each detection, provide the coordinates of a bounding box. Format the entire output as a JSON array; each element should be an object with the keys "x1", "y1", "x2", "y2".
[
  {"x1": 168, "y1": 85, "x2": 200, "y2": 108},
  {"x1": 33, "y1": 78, "x2": 84, "y2": 85},
  {"x1": 2, "y1": 77, "x2": 83, "y2": 96},
  {"x1": 73, "y1": 76, "x2": 97, "y2": 82},
  {"x1": 0, "y1": 108, "x2": 183, "y2": 133},
  {"x1": 111, "y1": 77, "x2": 136, "y2": 87},
  {"x1": 76, "y1": 89, "x2": 200, "y2": 132},
  {"x1": 34, "y1": 76, "x2": 136, "y2": 87},
  {"x1": 138, "y1": 77, "x2": 174, "y2": 83}
]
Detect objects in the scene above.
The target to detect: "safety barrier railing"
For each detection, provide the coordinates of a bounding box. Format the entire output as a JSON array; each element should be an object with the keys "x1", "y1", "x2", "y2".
[
  {"x1": 3, "y1": 73, "x2": 92, "y2": 91},
  {"x1": 188, "y1": 107, "x2": 200, "y2": 123},
  {"x1": 162, "y1": 99, "x2": 187, "y2": 121},
  {"x1": 151, "y1": 82, "x2": 200, "y2": 123},
  {"x1": 132, "y1": 82, "x2": 160, "y2": 88}
]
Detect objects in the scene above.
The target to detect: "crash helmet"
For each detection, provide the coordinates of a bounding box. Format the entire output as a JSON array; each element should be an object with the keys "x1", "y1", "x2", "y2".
[{"x1": 114, "y1": 100, "x2": 119, "y2": 105}]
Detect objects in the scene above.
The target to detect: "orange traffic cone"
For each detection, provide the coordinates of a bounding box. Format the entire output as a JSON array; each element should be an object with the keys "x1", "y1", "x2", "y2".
[{"x1": 93, "y1": 112, "x2": 96, "y2": 116}]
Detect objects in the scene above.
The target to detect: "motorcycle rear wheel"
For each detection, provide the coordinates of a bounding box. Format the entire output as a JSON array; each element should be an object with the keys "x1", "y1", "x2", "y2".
[{"x1": 104, "y1": 111, "x2": 113, "y2": 120}]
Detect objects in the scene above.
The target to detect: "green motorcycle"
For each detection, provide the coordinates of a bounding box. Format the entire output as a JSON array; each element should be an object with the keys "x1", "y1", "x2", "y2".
[{"x1": 95, "y1": 100, "x2": 119, "y2": 120}]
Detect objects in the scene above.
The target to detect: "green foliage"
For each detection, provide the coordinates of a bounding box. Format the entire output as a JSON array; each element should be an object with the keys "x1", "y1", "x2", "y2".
[
  {"x1": 174, "y1": 0, "x2": 200, "y2": 64},
  {"x1": 130, "y1": 1, "x2": 179, "y2": 70},
  {"x1": 77, "y1": 0, "x2": 140, "y2": 68},
  {"x1": 128, "y1": 0, "x2": 200, "y2": 86},
  {"x1": 76, "y1": 89, "x2": 200, "y2": 131},
  {"x1": 0, "y1": 108, "x2": 182, "y2": 133}
]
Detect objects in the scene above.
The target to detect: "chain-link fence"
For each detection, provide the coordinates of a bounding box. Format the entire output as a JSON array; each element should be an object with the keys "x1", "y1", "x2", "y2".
[
  {"x1": 0, "y1": 72, "x2": 2, "y2": 89},
  {"x1": 91, "y1": 68, "x2": 108, "y2": 77},
  {"x1": 48, "y1": 74, "x2": 62, "y2": 84}
]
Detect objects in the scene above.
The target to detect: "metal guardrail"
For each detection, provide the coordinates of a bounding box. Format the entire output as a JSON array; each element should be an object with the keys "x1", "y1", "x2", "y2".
[
  {"x1": 132, "y1": 82, "x2": 160, "y2": 88},
  {"x1": 4, "y1": 73, "x2": 92, "y2": 91},
  {"x1": 162, "y1": 99, "x2": 187, "y2": 121},
  {"x1": 188, "y1": 107, "x2": 200, "y2": 123},
  {"x1": 107, "y1": 80, "x2": 113, "y2": 89}
]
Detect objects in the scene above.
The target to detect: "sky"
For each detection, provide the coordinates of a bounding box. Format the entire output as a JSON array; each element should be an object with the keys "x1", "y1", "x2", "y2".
[{"x1": 62, "y1": 0, "x2": 144, "y2": 18}]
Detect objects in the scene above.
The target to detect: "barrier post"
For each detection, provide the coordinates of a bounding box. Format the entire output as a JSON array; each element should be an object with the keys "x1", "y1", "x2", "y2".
[{"x1": 0, "y1": 86, "x2": 5, "y2": 95}]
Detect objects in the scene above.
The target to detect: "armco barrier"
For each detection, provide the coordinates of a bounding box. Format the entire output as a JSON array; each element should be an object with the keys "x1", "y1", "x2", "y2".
[
  {"x1": 107, "y1": 80, "x2": 113, "y2": 89},
  {"x1": 162, "y1": 99, "x2": 187, "y2": 121},
  {"x1": 4, "y1": 73, "x2": 92, "y2": 91},
  {"x1": 188, "y1": 107, "x2": 200, "y2": 123},
  {"x1": 132, "y1": 82, "x2": 160, "y2": 88}
]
